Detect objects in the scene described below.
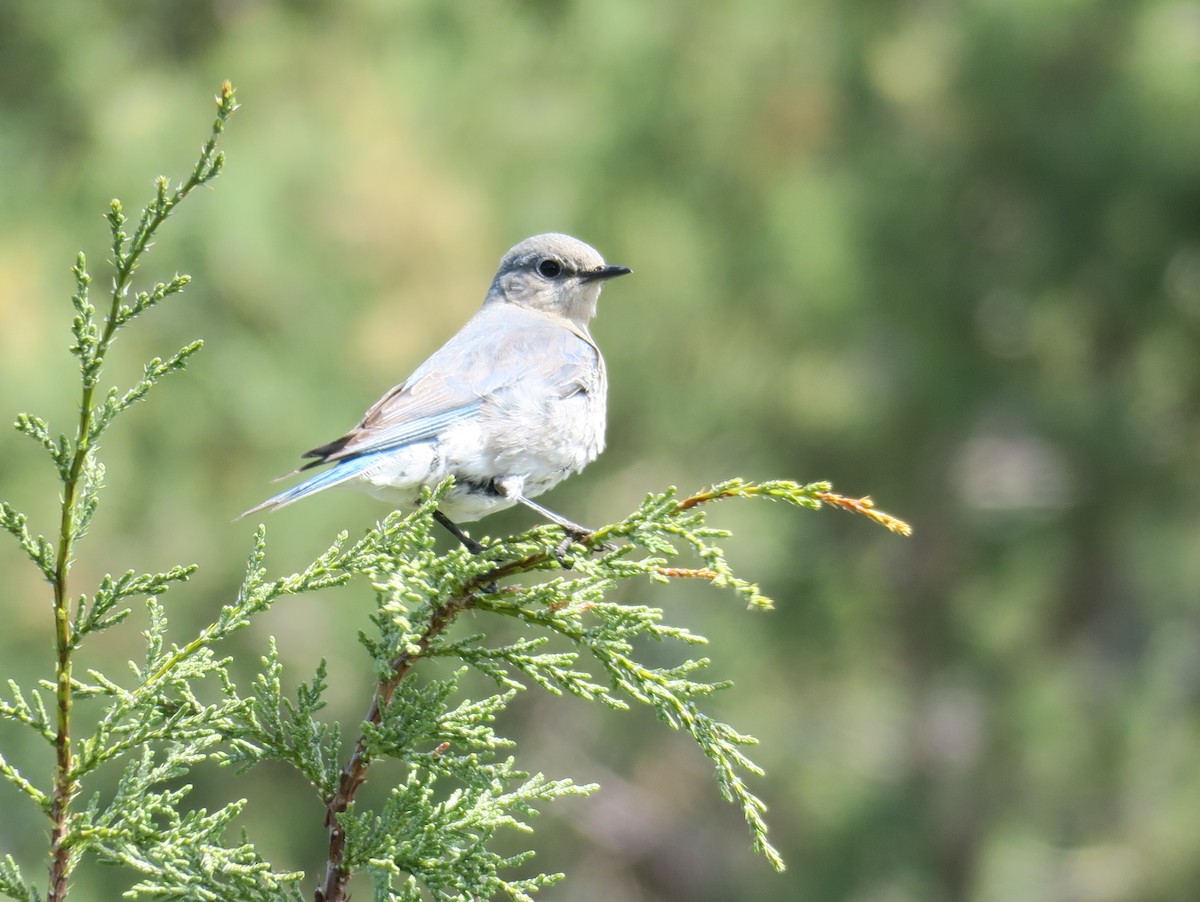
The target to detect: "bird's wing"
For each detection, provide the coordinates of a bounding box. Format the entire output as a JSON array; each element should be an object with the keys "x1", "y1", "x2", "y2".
[{"x1": 301, "y1": 305, "x2": 599, "y2": 467}]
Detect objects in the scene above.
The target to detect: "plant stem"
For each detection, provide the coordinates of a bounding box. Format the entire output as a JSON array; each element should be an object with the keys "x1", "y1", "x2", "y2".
[
  {"x1": 45, "y1": 82, "x2": 237, "y2": 900},
  {"x1": 48, "y1": 525, "x2": 77, "y2": 902},
  {"x1": 316, "y1": 589, "x2": 478, "y2": 902},
  {"x1": 48, "y1": 228, "x2": 142, "y2": 900}
]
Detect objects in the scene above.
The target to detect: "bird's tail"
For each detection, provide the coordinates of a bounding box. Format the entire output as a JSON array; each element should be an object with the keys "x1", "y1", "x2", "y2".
[{"x1": 237, "y1": 454, "x2": 378, "y2": 520}]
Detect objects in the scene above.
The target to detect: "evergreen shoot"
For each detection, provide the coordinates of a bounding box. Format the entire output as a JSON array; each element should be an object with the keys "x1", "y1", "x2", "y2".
[{"x1": 0, "y1": 82, "x2": 909, "y2": 902}]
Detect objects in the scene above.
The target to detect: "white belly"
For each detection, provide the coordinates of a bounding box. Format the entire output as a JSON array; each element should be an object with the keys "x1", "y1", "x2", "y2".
[{"x1": 351, "y1": 365, "x2": 606, "y2": 524}]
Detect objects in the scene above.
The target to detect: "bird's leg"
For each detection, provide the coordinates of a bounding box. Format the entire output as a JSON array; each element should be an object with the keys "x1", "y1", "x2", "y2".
[
  {"x1": 491, "y1": 479, "x2": 600, "y2": 565},
  {"x1": 434, "y1": 510, "x2": 485, "y2": 555},
  {"x1": 433, "y1": 510, "x2": 498, "y2": 593},
  {"x1": 508, "y1": 493, "x2": 592, "y2": 537}
]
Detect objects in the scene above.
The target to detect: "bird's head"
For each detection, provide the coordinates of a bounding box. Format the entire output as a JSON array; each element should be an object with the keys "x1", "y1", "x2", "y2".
[{"x1": 488, "y1": 233, "x2": 631, "y2": 326}]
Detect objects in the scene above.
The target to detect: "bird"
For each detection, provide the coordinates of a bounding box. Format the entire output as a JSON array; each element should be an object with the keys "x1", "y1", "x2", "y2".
[{"x1": 240, "y1": 233, "x2": 631, "y2": 553}]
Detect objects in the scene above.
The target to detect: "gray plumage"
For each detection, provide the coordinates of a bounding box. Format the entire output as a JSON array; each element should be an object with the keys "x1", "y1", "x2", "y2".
[{"x1": 241, "y1": 233, "x2": 630, "y2": 538}]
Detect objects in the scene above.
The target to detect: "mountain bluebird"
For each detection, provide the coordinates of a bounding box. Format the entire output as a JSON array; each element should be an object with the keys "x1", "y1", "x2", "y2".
[{"x1": 241, "y1": 233, "x2": 631, "y2": 551}]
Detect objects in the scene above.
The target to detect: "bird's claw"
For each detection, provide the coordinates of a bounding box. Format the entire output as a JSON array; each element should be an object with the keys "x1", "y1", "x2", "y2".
[
  {"x1": 553, "y1": 535, "x2": 578, "y2": 567},
  {"x1": 552, "y1": 531, "x2": 614, "y2": 567}
]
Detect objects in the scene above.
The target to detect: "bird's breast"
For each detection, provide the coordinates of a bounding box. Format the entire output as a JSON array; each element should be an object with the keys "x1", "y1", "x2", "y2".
[{"x1": 465, "y1": 368, "x2": 606, "y2": 484}]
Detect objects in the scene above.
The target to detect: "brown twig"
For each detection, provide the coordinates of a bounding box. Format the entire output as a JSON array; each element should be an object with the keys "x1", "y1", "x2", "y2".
[
  {"x1": 315, "y1": 573, "x2": 495, "y2": 902},
  {"x1": 656, "y1": 567, "x2": 720, "y2": 580},
  {"x1": 812, "y1": 491, "x2": 913, "y2": 536},
  {"x1": 673, "y1": 482, "x2": 912, "y2": 536},
  {"x1": 315, "y1": 538, "x2": 574, "y2": 901}
]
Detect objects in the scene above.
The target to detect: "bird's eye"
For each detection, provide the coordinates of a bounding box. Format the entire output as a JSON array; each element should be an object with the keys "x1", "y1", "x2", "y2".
[{"x1": 537, "y1": 259, "x2": 563, "y2": 279}]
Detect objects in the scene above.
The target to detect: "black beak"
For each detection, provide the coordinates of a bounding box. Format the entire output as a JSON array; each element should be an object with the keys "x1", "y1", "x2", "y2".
[{"x1": 581, "y1": 264, "x2": 632, "y2": 282}]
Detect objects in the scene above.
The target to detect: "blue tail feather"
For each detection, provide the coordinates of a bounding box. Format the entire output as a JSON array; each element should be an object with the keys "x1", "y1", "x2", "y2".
[{"x1": 238, "y1": 453, "x2": 380, "y2": 519}]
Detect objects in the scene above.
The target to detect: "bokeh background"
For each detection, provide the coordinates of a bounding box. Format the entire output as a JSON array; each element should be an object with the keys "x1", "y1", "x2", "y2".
[{"x1": 3, "y1": 1, "x2": 1200, "y2": 900}]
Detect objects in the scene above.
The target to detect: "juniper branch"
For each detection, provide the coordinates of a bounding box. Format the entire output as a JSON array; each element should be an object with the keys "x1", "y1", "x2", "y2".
[
  {"x1": 317, "y1": 579, "x2": 479, "y2": 902},
  {"x1": 40, "y1": 81, "x2": 239, "y2": 902},
  {"x1": 304, "y1": 478, "x2": 908, "y2": 900}
]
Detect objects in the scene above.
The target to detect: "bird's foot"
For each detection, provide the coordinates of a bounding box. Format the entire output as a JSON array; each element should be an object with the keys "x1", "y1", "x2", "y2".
[
  {"x1": 552, "y1": 534, "x2": 577, "y2": 567},
  {"x1": 552, "y1": 530, "x2": 614, "y2": 567}
]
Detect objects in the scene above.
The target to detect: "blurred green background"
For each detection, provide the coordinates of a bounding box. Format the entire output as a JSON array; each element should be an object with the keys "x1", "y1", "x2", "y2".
[{"x1": 3, "y1": 1, "x2": 1200, "y2": 899}]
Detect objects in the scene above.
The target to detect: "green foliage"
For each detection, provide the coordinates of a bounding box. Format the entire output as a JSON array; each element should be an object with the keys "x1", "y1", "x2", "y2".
[
  {"x1": 222, "y1": 477, "x2": 899, "y2": 898},
  {"x1": 0, "y1": 81, "x2": 313, "y2": 902},
  {"x1": 72, "y1": 566, "x2": 197, "y2": 645},
  {"x1": 0, "y1": 501, "x2": 55, "y2": 582},
  {"x1": 0, "y1": 79, "x2": 907, "y2": 902},
  {"x1": 81, "y1": 748, "x2": 305, "y2": 902},
  {"x1": 0, "y1": 856, "x2": 39, "y2": 902}
]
